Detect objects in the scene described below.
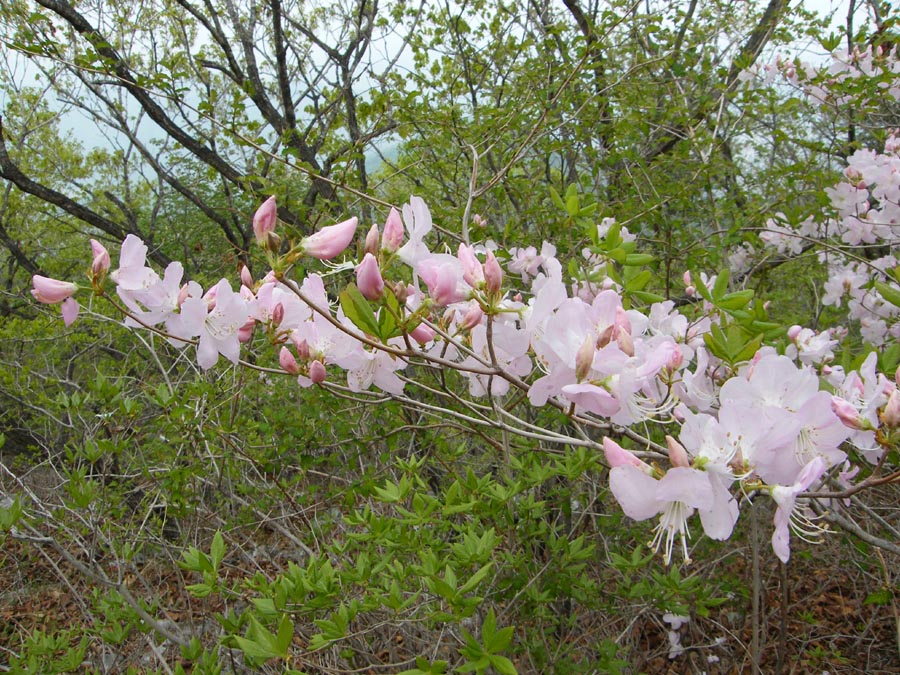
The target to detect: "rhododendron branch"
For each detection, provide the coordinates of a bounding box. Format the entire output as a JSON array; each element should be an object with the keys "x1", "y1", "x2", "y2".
[
  {"x1": 810, "y1": 501, "x2": 900, "y2": 556},
  {"x1": 802, "y1": 470, "x2": 900, "y2": 499},
  {"x1": 279, "y1": 275, "x2": 508, "y2": 377}
]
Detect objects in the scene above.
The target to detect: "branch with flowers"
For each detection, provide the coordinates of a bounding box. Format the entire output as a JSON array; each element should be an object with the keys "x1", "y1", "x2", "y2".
[{"x1": 31, "y1": 162, "x2": 900, "y2": 569}]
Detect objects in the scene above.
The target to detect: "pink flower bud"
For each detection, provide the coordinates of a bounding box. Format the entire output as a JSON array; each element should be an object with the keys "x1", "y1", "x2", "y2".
[
  {"x1": 881, "y1": 390, "x2": 900, "y2": 428},
  {"x1": 301, "y1": 217, "x2": 358, "y2": 260},
  {"x1": 309, "y1": 359, "x2": 326, "y2": 384},
  {"x1": 382, "y1": 207, "x2": 404, "y2": 252},
  {"x1": 460, "y1": 303, "x2": 483, "y2": 331},
  {"x1": 238, "y1": 318, "x2": 255, "y2": 343},
  {"x1": 458, "y1": 244, "x2": 483, "y2": 287},
  {"x1": 682, "y1": 271, "x2": 692, "y2": 286},
  {"x1": 685, "y1": 285, "x2": 696, "y2": 297},
  {"x1": 253, "y1": 196, "x2": 278, "y2": 244},
  {"x1": 272, "y1": 302, "x2": 285, "y2": 327},
  {"x1": 409, "y1": 322, "x2": 436, "y2": 344},
  {"x1": 666, "y1": 435, "x2": 690, "y2": 468},
  {"x1": 279, "y1": 346, "x2": 300, "y2": 375},
  {"x1": 355, "y1": 253, "x2": 385, "y2": 301},
  {"x1": 240, "y1": 265, "x2": 253, "y2": 288},
  {"x1": 483, "y1": 250, "x2": 503, "y2": 294},
  {"x1": 177, "y1": 284, "x2": 192, "y2": 307},
  {"x1": 787, "y1": 325, "x2": 802, "y2": 340},
  {"x1": 831, "y1": 396, "x2": 868, "y2": 431},
  {"x1": 575, "y1": 336, "x2": 594, "y2": 381},
  {"x1": 364, "y1": 224, "x2": 380, "y2": 256},
  {"x1": 292, "y1": 338, "x2": 310, "y2": 360},
  {"x1": 90, "y1": 239, "x2": 110, "y2": 276},
  {"x1": 32, "y1": 275, "x2": 78, "y2": 304},
  {"x1": 602, "y1": 437, "x2": 651, "y2": 472}
]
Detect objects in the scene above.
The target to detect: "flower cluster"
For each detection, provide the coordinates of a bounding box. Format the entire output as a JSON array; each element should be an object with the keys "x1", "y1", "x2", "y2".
[{"x1": 32, "y1": 188, "x2": 900, "y2": 566}]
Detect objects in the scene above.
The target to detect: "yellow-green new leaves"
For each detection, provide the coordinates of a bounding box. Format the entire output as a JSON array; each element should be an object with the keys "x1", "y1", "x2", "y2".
[
  {"x1": 234, "y1": 613, "x2": 293, "y2": 663},
  {"x1": 458, "y1": 608, "x2": 517, "y2": 675}
]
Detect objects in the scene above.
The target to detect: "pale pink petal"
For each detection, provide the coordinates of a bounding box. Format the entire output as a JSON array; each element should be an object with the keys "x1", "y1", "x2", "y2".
[{"x1": 609, "y1": 465, "x2": 661, "y2": 521}]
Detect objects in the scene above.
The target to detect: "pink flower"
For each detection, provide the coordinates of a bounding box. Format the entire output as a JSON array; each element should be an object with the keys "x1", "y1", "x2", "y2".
[
  {"x1": 609, "y1": 465, "x2": 716, "y2": 564},
  {"x1": 179, "y1": 279, "x2": 249, "y2": 370},
  {"x1": 355, "y1": 253, "x2": 384, "y2": 301},
  {"x1": 33, "y1": 276, "x2": 81, "y2": 326},
  {"x1": 418, "y1": 256, "x2": 468, "y2": 306},
  {"x1": 253, "y1": 196, "x2": 278, "y2": 244},
  {"x1": 771, "y1": 456, "x2": 828, "y2": 563},
  {"x1": 301, "y1": 217, "x2": 358, "y2": 259},
  {"x1": 32, "y1": 275, "x2": 77, "y2": 304},
  {"x1": 396, "y1": 197, "x2": 433, "y2": 265}
]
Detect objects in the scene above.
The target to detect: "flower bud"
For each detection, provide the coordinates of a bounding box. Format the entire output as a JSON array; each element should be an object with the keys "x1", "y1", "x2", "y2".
[
  {"x1": 265, "y1": 231, "x2": 282, "y2": 255},
  {"x1": 409, "y1": 322, "x2": 436, "y2": 344},
  {"x1": 90, "y1": 239, "x2": 110, "y2": 276},
  {"x1": 458, "y1": 244, "x2": 483, "y2": 288},
  {"x1": 293, "y1": 338, "x2": 311, "y2": 360},
  {"x1": 602, "y1": 437, "x2": 651, "y2": 473},
  {"x1": 238, "y1": 318, "x2": 255, "y2": 343},
  {"x1": 483, "y1": 250, "x2": 503, "y2": 294},
  {"x1": 382, "y1": 207, "x2": 404, "y2": 252},
  {"x1": 575, "y1": 336, "x2": 594, "y2": 381},
  {"x1": 301, "y1": 217, "x2": 358, "y2": 260},
  {"x1": 271, "y1": 302, "x2": 285, "y2": 327},
  {"x1": 253, "y1": 196, "x2": 278, "y2": 244},
  {"x1": 364, "y1": 224, "x2": 380, "y2": 256},
  {"x1": 309, "y1": 359, "x2": 327, "y2": 384},
  {"x1": 682, "y1": 271, "x2": 692, "y2": 287},
  {"x1": 394, "y1": 281, "x2": 415, "y2": 305},
  {"x1": 831, "y1": 396, "x2": 869, "y2": 431},
  {"x1": 666, "y1": 435, "x2": 690, "y2": 468},
  {"x1": 177, "y1": 284, "x2": 192, "y2": 307},
  {"x1": 881, "y1": 390, "x2": 900, "y2": 428},
  {"x1": 279, "y1": 346, "x2": 300, "y2": 375},
  {"x1": 787, "y1": 324, "x2": 802, "y2": 341},
  {"x1": 240, "y1": 265, "x2": 253, "y2": 288},
  {"x1": 355, "y1": 253, "x2": 385, "y2": 301},
  {"x1": 460, "y1": 303, "x2": 483, "y2": 331}
]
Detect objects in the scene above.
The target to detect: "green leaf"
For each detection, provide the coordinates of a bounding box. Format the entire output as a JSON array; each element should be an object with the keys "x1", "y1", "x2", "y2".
[
  {"x1": 863, "y1": 588, "x2": 894, "y2": 605},
  {"x1": 717, "y1": 289, "x2": 754, "y2": 311},
  {"x1": 623, "y1": 253, "x2": 654, "y2": 266},
  {"x1": 186, "y1": 583, "x2": 213, "y2": 598},
  {"x1": 549, "y1": 186, "x2": 566, "y2": 212},
  {"x1": 874, "y1": 281, "x2": 900, "y2": 309},
  {"x1": 489, "y1": 655, "x2": 518, "y2": 675},
  {"x1": 340, "y1": 283, "x2": 381, "y2": 337},
  {"x1": 378, "y1": 286, "x2": 402, "y2": 339},
  {"x1": 458, "y1": 562, "x2": 493, "y2": 595},
  {"x1": 210, "y1": 530, "x2": 225, "y2": 573},
  {"x1": 712, "y1": 268, "x2": 730, "y2": 300}
]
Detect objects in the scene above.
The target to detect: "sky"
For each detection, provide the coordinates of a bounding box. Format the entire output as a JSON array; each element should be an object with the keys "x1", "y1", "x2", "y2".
[{"x1": 0, "y1": 0, "x2": 880, "y2": 159}]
